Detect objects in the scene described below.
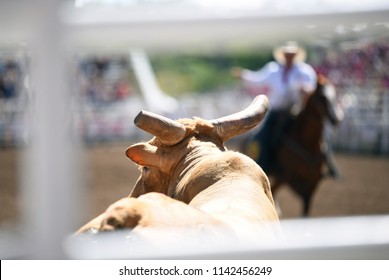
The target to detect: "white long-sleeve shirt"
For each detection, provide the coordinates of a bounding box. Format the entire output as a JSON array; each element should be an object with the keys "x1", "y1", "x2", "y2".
[{"x1": 241, "y1": 61, "x2": 317, "y2": 111}]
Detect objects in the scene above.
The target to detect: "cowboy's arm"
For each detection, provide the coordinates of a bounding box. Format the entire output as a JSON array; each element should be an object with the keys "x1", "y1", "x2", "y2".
[{"x1": 231, "y1": 62, "x2": 276, "y2": 84}]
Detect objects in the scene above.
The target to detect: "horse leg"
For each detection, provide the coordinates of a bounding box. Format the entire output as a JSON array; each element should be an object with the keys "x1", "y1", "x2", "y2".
[{"x1": 301, "y1": 193, "x2": 312, "y2": 217}]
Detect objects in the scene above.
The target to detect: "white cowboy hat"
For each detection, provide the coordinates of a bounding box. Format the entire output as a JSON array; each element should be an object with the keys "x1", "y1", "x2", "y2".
[{"x1": 273, "y1": 41, "x2": 306, "y2": 64}]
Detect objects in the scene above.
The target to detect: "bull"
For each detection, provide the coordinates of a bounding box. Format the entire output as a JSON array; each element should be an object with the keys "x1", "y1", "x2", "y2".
[{"x1": 76, "y1": 95, "x2": 281, "y2": 245}]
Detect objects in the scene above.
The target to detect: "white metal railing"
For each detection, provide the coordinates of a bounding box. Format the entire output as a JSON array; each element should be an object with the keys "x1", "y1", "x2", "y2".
[
  {"x1": 1, "y1": 0, "x2": 389, "y2": 259},
  {"x1": 20, "y1": 0, "x2": 83, "y2": 258}
]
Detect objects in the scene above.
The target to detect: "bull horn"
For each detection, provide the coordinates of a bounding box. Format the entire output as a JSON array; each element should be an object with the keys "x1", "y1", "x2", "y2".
[
  {"x1": 210, "y1": 95, "x2": 269, "y2": 142},
  {"x1": 134, "y1": 110, "x2": 186, "y2": 146}
]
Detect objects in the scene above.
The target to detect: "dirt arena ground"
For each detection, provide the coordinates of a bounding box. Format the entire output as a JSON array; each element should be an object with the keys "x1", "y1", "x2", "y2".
[{"x1": 1, "y1": 143, "x2": 389, "y2": 229}]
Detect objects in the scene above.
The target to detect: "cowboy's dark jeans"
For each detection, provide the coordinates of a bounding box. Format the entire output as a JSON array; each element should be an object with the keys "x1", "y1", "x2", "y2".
[{"x1": 253, "y1": 109, "x2": 292, "y2": 174}]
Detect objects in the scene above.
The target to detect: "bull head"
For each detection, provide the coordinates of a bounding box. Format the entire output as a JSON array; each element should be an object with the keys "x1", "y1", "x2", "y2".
[{"x1": 125, "y1": 95, "x2": 269, "y2": 198}]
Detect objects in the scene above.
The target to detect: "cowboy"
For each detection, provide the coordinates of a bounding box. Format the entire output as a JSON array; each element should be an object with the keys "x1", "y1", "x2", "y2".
[{"x1": 232, "y1": 41, "x2": 317, "y2": 174}]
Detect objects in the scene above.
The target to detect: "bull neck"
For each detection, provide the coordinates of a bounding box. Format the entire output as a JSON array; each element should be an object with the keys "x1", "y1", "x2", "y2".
[{"x1": 168, "y1": 141, "x2": 224, "y2": 198}]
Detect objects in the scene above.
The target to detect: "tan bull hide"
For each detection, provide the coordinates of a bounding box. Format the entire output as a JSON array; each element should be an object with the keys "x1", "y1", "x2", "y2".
[{"x1": 76, "y1": 95, "x2": 282, "y2": 246}]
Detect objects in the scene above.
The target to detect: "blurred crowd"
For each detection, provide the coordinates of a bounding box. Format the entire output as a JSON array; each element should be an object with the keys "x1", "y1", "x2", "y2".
[
  {"x1": 0, "y1": 59, "x2": 20, "y2": 100},
  {"x1": 310, "y1": 38, "x2": 389, "y2": 154},
  {"x1": 312, "y1": 38, "x2": 389, "y2": 90},
  {"x1": 0, "y1": 58, "x2": 25, "y2": 147},
  {"x1": 77, "y1": 56, "x2": 134, "y2": 106}
]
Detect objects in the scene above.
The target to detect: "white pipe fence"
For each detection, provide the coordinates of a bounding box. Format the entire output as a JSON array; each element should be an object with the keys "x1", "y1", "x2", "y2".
[{"x1": 1, "y1": 0, "x2": 389, "y2": 259}]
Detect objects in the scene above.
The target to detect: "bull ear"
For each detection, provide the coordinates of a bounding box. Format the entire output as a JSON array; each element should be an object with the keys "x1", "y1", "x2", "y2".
[
  {"x1": 125, "y1": 143, "x2": 158, "y2": 167},
  {"x1": 210, "y1": 95, "x2": 269, "y2": 142},
  {"x1": 125, "y1": 143, "x2": 169, "y2": 173}
]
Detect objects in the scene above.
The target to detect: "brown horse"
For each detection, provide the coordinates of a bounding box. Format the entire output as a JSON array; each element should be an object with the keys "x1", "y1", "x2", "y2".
[{"x1": 269, "y1": 75, "x2": 344, "y2": 216}]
